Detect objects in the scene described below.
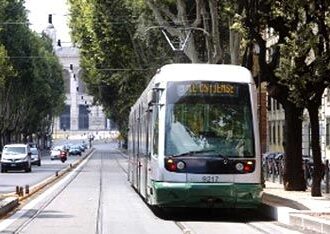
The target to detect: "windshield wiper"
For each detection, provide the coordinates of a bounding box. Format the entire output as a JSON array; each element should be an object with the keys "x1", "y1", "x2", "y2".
[{"x1": 173, "y1": 149, "x2": 216, "y2": 157}]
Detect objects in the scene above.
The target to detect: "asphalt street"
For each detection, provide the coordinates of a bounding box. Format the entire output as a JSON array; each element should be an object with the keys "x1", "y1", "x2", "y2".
[{"x1": 0, "y1": 143, "x2": 304, "y2": 234}]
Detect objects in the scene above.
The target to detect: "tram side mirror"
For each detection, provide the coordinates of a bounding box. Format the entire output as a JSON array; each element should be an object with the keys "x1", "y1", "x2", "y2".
[
  {"x1": 147, "y1": 89, "x2": 157, "y2": 107},
  {"x1": 148, "y1": 87, "x2": 164, "y2": 106}
]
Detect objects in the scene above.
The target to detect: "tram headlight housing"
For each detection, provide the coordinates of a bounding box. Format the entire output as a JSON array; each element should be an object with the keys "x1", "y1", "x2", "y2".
[
  {"x1": 176, "y1": 161, "x2": 185, "y2": 170},
  {"x1": 165, "y1": 158, "x2": 177, "y2": 172},
  {"x1": 243, "y1": 161, "x2": 254, "y2": 173},
  {"x1": 236, "y1": 160, "x2": 255, "y2": 173},
  {"x1": 235, "y1": 162, "x2": 244, "y2": 171},
  {"x1": 165, "y1": 158, "x2": 186, "y2": 172}
]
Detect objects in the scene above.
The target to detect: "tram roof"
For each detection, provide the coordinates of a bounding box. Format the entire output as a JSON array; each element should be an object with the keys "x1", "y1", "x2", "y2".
[
  {"x1": 154, "y1": 63, "x2": 254, "y2": 84},
  {"x1": 130, "y1": 64, "x2": 254, "y2": 113}
]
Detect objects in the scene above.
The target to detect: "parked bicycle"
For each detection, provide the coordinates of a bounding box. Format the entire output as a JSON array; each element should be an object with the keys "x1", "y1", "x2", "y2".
[{"x1": 304, "y1": 159, "x2": 325, "y2": 187}]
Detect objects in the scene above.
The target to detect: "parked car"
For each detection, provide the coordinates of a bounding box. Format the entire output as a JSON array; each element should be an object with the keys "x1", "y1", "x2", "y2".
[
  {"x1": 30, "y1": 147, "x2": 41, "y2": 166},
  {"x1": 0, "y1": 143, "x2": 32, "y2": 173},
  {"x1": 50, "y1": 146, "x2": 67, "y2": 160}
]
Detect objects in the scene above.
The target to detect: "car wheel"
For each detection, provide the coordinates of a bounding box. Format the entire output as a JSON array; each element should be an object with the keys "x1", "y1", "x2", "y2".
[
  {"x1": 1, "y1": 168, "x2": 6, "y2": 173},
  {"x1": 37, "y1": 160, "x2": 41, "y2": 166}
]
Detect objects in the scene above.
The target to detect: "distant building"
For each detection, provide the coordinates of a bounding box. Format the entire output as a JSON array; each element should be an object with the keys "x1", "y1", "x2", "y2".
[{"x1": 43, "y1": 15, "x2": 112, "y2": 139}]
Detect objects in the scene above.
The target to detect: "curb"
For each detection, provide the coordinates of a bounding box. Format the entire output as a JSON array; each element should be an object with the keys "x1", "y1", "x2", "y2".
[
  {"x1": 290, "y1": 212, "x2": 330, "y2": 234},
  {"x1": 0, "y1": 148, "x2": 95, "y2": 218},
  {"x1": 262, "y1": 192, "x2": 330, "y2": 233},
  {"x1": 262, "y1": 192, "x2": 309, "y2": 210},
  {"x1": 0, "y1": 197, "x2": 19, "y2": 218}
]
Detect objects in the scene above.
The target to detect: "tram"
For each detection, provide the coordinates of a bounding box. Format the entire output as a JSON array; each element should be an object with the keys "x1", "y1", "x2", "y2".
[{"x1": 128, "y1": 64, "x2": 262, "y2": 208}]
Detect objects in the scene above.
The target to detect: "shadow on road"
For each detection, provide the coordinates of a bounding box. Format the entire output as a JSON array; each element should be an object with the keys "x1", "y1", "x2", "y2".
[{"x1": 150, "y1": 206, "x2": 273, "y2": 222}]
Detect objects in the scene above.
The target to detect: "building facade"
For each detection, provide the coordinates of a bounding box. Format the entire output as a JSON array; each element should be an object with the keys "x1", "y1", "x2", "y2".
[
  {"x1": 44, "y1": 15, "x2": 111, "y2": 140},
  {"x1": 267, "y1": 93, "x2": 330, "y2": 161}
]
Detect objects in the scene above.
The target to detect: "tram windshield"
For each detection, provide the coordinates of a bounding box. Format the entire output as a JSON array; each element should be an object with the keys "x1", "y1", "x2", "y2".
[{"x1": 165, "y1": 81, "x2": 255, "y2": 158}]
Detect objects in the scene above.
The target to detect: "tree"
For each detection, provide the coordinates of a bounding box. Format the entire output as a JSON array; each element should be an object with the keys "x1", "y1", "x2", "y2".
[
  {"x1": 0, "y1": 0, "x2": 65, "y2": 146},
  {"x1": 68, "y1": 0, "x2": 172, "y2": 137},
  {"x1": 145, "y1": 0, "x2": 245, "y2": 64},
  {"x1": 243, "y1": 0, "x2": 330, "y2": 195},
  {"x1": 274, "y1": 1, "x2": 330, "y2": 196}
]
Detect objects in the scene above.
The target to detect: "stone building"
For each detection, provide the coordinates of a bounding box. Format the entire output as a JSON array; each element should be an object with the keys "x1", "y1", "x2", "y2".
[{"x1": 43, "y1": 15, "x2": 111, "y2": 140}]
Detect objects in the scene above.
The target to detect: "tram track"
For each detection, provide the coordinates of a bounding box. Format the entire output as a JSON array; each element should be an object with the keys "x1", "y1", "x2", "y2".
[
  {"x1": 6, "y1": 146, "x2": 291, "y2": 234},
  {"x1": 113, "y1": 149, "x2": 288, "y2": 234},
  {"x1": 114, "y1": 149, "x2": 194, "y2": 234},
  {"x1": 96, "y1": 152, "x2": 104, "y2": 234},
  {"x1": 2, "y1": 150, "x2": 95, "y2": 234}
]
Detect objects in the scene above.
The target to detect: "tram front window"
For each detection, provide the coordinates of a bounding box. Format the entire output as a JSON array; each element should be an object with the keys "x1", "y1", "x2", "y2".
[{"x1": 165, "y1": 81, "x2": 255, "y2": 158}]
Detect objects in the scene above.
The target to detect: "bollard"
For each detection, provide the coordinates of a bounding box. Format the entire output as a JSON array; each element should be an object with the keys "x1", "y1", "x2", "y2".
[
  {"x1": 55, "y1": 171, "x2": 58, "y2": 177},
  {"x1": 19, "y1": 186, "x2": 24, "y2": 197},
  {"x1": 326, "y1": 160, "x2": 329, "y2": 194},
  {"x1": 16, "y1": 186, "x2": 20, "y2": 195},
  {"x1": 25, "y1": 185, "x2": 29, "y2": 195},
  {"x1": 70, "y1": 163, "x2": 73, "y2": 168}
]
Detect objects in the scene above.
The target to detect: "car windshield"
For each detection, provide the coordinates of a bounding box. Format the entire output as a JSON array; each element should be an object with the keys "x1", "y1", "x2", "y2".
[
  {"x1": 165, "y1": 81, "x2": 255, "y2": 158},
  {"x1": 3, "y1": 146, "x2": 26, "y2": 154},
  {"x1": 31, "y1": 148, "x2": 38, "y2": 155}
]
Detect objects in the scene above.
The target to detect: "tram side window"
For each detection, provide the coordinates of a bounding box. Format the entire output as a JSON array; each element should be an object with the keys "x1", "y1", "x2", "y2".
[{"x1": 153, "y1": 106, "x2": 159, "y2": 156}]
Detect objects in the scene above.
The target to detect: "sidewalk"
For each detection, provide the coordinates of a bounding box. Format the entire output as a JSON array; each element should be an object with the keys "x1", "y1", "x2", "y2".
[{"x1": 262, "y1": 181, "x2": 330, "y2": 233}]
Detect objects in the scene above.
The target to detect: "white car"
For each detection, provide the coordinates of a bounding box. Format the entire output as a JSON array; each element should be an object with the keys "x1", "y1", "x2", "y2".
[
  {"x1": 1, "y1": 144, "x2": 32, "y2": 173},
  {"x1": 50, "y1": 145, "x2": 67, "y2": 160}
]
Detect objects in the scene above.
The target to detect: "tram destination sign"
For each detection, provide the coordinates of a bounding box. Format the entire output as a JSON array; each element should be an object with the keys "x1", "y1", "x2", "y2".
[
  {"x1": 170, "y1": 81, "x2": 239, "y2": 97},
  {"x1": 188, "y1": 82, "x2": 237, "y2": 96}
]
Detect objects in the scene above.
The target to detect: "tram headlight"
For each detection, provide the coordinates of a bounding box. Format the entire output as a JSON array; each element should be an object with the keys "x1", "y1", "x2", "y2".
[
  {"x1": 165, "y1": 158, "x2": 177, "y2": 172},
  {"x1": 236, "y1": 161, "x2": 255, "y2": 173},
  {"x1": 165, "y1": 158, "x2": 186, "y2": 172},
  {"x1": 243, "y1": 161, "x2": 254, "y2": 173},
  {"x1": 176, "y1": 161, "x2": 185, "y2": 170},
  {"x1": 235, "y1": 162, "x2": 244, "y2": 171}
]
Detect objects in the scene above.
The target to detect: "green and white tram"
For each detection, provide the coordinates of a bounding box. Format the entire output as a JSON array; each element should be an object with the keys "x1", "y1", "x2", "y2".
[{"x1": 128, "y1": 64, "x2": 262, "y2": 208}]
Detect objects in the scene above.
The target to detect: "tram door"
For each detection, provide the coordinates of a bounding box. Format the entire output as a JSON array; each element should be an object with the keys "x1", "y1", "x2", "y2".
[
  {"x1": 138, "y1": 108, "x2": 149, "y2": 198},
  {"x1": 133, "y1": 109, "x2": 139, "y2": 190},
  {"x1": 136, "y1": 106, "x2": 141, "y2": 192}
]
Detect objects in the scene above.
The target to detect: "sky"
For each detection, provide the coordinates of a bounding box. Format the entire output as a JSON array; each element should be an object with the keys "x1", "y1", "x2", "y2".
[{"x1": 24, "y1": 0, "x2": 71, "y2": 44}]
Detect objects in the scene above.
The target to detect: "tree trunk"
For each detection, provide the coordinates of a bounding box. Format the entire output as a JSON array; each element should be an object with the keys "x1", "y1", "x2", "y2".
[
  {"x1": 308, "y1": 103, "x2": 323, "y2": 196},
  {"x1": 229, "y1": 18, "x2": 242, "y2": 65},
  {"x1": 283, "y1": 102, "x2": 306, "y2": 191}
]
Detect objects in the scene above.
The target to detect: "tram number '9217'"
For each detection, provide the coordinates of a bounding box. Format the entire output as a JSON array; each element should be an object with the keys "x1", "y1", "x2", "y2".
[{"x1": 202, "y1": 175, "x2": 220, "y2": 183}]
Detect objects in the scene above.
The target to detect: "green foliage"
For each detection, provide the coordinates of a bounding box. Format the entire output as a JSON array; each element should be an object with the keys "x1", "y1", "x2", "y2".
[
  {"x1": 0, "y1": 0, "x2": 65, "y2": 141},
  {"x1": 68, "y1": 0, "x2": 172, "y2": 136},
  {"x1": 243, "y1": 0, "x2": 330, "y2": 192}
]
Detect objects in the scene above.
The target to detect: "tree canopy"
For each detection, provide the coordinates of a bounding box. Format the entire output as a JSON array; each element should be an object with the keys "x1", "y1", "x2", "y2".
[
  {"x1": 0, "y1": 0, "x2": 65, "y2": 146},
  {"x1": 242, "y1": 0, "x2": 330, "y2": 195},
  {"x1": 68, "y1": 0, "x2": 330, "y2": 195},
  {"x1": 68, "y1": 0, "x2": 174, "y2": 136}
]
